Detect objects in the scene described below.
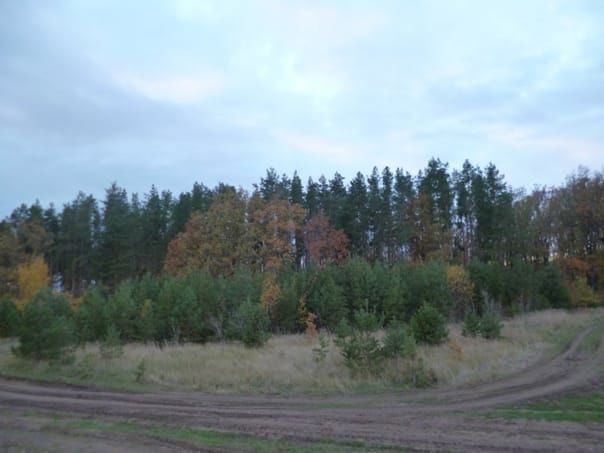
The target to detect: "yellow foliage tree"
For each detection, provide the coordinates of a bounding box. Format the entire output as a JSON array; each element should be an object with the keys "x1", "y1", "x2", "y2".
[
  {"x1": 260, "y1": 273, "x2": 281, "y2": 316},
  {"x1": 17, "y1": 256, "x2": 49, "y2": 310},
  {"x1": 164, "y1": 189, "x2": 249, "y2": 276},
  {"x1": 571, "y1": 278, "x2": 599, "y2": 308},
  {"x1": 446, "y1": 265, "x2": 475, "y2": 319},
  {"x1": 249, "y1": 197, "x2": 307, "y2": 271}
]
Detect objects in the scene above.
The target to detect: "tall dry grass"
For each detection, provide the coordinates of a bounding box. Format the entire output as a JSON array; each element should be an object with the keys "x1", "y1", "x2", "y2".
[
  {"x1": 418, "y1": 308, "x2": 604, "y2": 386},
  {"x1": 2, "y1": 308, "x2": 602, "y2": 394}
]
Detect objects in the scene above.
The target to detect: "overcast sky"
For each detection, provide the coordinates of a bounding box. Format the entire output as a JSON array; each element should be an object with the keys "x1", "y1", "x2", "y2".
[{"x1": 1, "y1": 0, "x2": 603, "y2": 216}]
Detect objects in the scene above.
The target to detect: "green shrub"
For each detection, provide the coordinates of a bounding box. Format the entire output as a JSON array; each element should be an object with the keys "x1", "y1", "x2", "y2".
[
  {"x1": 479, "y1": 313, "x2": 502, "y2": 339},
  {"x1": 100, "y1": 324, "x2": 123, "y2": 359},
  {"x1": 538, "y1": 265, "x2": 571, "y2": 309},
  {"x1": 105, "y1": 283, "x2": 138, "y2": 342},
  {"x1": 410, "y1": 303, "x2": 448, "y2": 345},
  {"x1": 76, "y1": 288, "x2": 109, "y2": 342},
  {"x1": 312, "y1": 331, "x2": 330, "y2": 363},
  {"x1": 134, "y1": 359, "x2": 146, "y2": 383},
  {"x1": 307, "y1": 267, "x2": 346, "y2": 330},
  {"x1": 0, "y1": 298, "x2": 20, "y2": 337},
  {"x1": 382, "y1": 322, "x2": 416, "y2": 359},
  {"x1": 15, "y1": 289, "x2": 76, "y2": 361},
  {"x1": 400, "y1": 261, "x2": 452, "y2": 319},
  {"x1": 236, "y1": 299, "x2": 270, "y2": 347},
  {"x1": 462, "y1": 312, "x2": 481, "y2": 338},
  {"x1": 334, "y1": 309, "x2": 383, "y2": 376},
  {"x1": 462, "y1": 312, "x2": 503, "y2": 340}
]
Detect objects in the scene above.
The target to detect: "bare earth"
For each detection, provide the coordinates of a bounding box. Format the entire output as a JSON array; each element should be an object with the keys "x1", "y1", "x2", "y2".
[{"x1": 1, "y1": 326, "x2": 603, "y2": 452}]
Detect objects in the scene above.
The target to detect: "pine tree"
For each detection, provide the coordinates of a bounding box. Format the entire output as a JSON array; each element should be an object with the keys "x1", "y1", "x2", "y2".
[
  {"x1": 344, "y1": 172, "x2": 369, "y2": 257},
  {"x1": 98, "y1": 183, "x2": 134, "y2": 288}
]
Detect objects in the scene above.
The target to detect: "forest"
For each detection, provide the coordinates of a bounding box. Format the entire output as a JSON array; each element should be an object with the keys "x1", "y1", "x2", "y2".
[{"x1": 0, "y1": 158, "x2": 602, "y2": 351}]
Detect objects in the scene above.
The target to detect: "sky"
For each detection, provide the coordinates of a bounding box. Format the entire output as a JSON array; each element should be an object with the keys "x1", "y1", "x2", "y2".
[{"x1": 1, "y1": 0, "x2": 604, "y2": 216}]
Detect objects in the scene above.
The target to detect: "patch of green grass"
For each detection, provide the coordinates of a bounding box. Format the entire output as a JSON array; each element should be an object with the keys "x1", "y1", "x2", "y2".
[
  {"x1": 579, "y1": 323, "x2": 603, "y2": 354},
  {"x1": 484, "y1": 388, "x2": 604, "y2": 423},
  {"x1": 29, "y1": 412, "x2": 401, "y2": 452},
  {"x1": 0, "y1": 344, "x2": 158, "y2": 393}
]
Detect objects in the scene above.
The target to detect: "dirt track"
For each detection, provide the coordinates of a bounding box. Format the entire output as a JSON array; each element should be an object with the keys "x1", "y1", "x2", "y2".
[{"x1": 1, "y1": 326, "x2": 604, "y2": 452}]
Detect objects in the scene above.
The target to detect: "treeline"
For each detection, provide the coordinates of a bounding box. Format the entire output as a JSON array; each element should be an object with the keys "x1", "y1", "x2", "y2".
[
  {"x1": 1, "y1": 160, "x2": 603, "y2": 314},
  {"x1": 2, "y1": 159, "x2": 603, "y2": 295}
]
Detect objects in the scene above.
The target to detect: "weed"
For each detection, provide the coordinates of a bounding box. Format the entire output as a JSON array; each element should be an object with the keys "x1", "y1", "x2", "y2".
[
  {"x1": 134, "y1": 359, "x2": 146, "y2": 383},
  {"x1": 312, "y1": 332, "x2": 329, "y2": 364}
]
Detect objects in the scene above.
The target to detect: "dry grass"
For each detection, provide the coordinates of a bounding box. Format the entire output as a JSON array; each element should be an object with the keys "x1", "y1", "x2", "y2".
[
  {"x1": 1, "y1": 308, "x2": 603, "y2": 394},
  {"x1": 112, "y1": 334, "x2": 349, "y2": 394},
  {"x1": 419, "y1": 308, "x2": 604, "y2": 386}
]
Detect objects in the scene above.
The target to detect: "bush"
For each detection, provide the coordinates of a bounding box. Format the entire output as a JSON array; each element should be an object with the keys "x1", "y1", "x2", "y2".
[
  {"x1": 538, "y1": 265, "x2": 571, "y2": 309},
  {"x1": 382, "y1": 322, "x2": 416, "y2": 359},
  {"x1": 334, "y1": 309, "x2": 383, "y2": 376},
  {"x1": 410, "y1": 303, "x2": 448, "y2": 345},
  {"x1": 235, "y1": 299, "x2": 270, "y2": 347},
  {"x1": 462, "y1": 312, "x2": 481, "y2": 338},
  {"x1": 134, "y1": 359, "x2": 146, "y2": 383},
  {"x1": 0, "y1": 299, "x2": 20, "y2": 337},
  {"x1": 462, "y1": 312, "x2": 503, "y2": 340},
  {"x1": 479, "y1": 314, "x2": 503, "y2": 339},
  {"x1": 100, "y1": 324, "x2": 123, "y2": 359},
  {"x1": 468, "y1": 261, "x2": 504, "y2": 309},
  {"x1": 400, "y1": 261, "x2": 452, "y2": 319},
  {"x1": 571, "y1": 278, "x2": 599, "y2": 308},
  {"x1": 307, "y1": 267, "x2": 346, "y2": 330},
  {"x1": 76, "y1": 288, "x2": 109, "y2": 342},
  {"x1": 105, "y1": 283, "x2": 138, "y2": 342},
  {"x1": 15, "y1": 289, "x2": 76, "y2": 360},
  {"x1": 312, "y1": 331, "x2": 330, "y2": 363}
]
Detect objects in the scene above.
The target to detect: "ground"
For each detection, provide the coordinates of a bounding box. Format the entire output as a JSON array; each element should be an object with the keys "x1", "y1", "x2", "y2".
[{"x1": 1, "y1": 320, "x2": 604, "y2": 452}]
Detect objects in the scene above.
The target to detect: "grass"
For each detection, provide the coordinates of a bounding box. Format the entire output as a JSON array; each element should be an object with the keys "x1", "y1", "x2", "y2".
[
  {"x1": 1, "y1": 308, "x2": 603, "y2": 394},
  {"x1": 484, "y1": 387, "x2": 604, "y2": 423},
  {"x1": 10, "y1": 409, "x2": 400, "y2": 452},
  {"x1": 420, "y1": 308, "x2": 604, "y2": 387}
]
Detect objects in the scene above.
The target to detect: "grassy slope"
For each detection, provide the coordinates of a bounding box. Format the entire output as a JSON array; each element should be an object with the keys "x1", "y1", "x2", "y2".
[{"x1": 1, "y1": 308, "x2": 602, "y2": 395}]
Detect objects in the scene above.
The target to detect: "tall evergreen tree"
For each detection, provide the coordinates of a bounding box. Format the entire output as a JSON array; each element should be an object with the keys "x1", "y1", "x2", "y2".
[
  {"x1": 141, "y1": 186, "x2": 169, "y2": 275},
  {"x1": 327, "y1": 172, "x2": 347, "y2": 230},
  {"x1": 56, "y1": 193, "x2": 99, "y2": 294},
  {"x1": 393, "y1": 168, "x2": 414, "y2": 261},
  {"x1": 381, "y1": 167, "x2": 396, "y2": 263},
  {"x1": 344, "y1": 172, "x2": 368, "y2": 257},
  {"x1": 305, "y1": 177, "x2": 320, "y2": 217},
  {"x1": 453, "y1": 160, "x2": 476, "y2": 264},
  {"x1": 367, "y1": 167, "x2": 382, "y2": 261},
  {"x1": 98, "y1": 183, "x2": 133, "y2": 288}
]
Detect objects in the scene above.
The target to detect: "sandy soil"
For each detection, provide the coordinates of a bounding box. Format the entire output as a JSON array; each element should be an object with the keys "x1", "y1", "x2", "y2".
[{"x1": 1, "y1": 325, "x2": 603, "y2": 452}]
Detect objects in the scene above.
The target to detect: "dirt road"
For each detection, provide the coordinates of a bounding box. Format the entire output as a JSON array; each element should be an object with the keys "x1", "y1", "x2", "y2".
[{"x1": 1, "y1": 326, "x2": 603, "y2": 452}]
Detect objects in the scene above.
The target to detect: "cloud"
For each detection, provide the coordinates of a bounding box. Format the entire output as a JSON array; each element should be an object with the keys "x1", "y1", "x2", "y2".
[
  {"x1": 171, "y1": 0, "x2": 224, "y2": 22},
  {"x1": 262, "y1": 1, "x2": 387, "y2": 51},
  {"x1": 485, "y1": 122, "x2": 604, "y2": 162},
  {"x1": 273, "y1": 130, "x2": 366, "y2": 162},
  {"x1": 115, "y1": 72, "x2": 228, "y2": 104}
]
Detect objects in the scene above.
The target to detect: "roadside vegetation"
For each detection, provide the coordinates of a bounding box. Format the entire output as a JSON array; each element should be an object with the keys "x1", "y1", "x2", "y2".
[{"x1": 1, "y1": 308, "x2": 601, "y2": 394}]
